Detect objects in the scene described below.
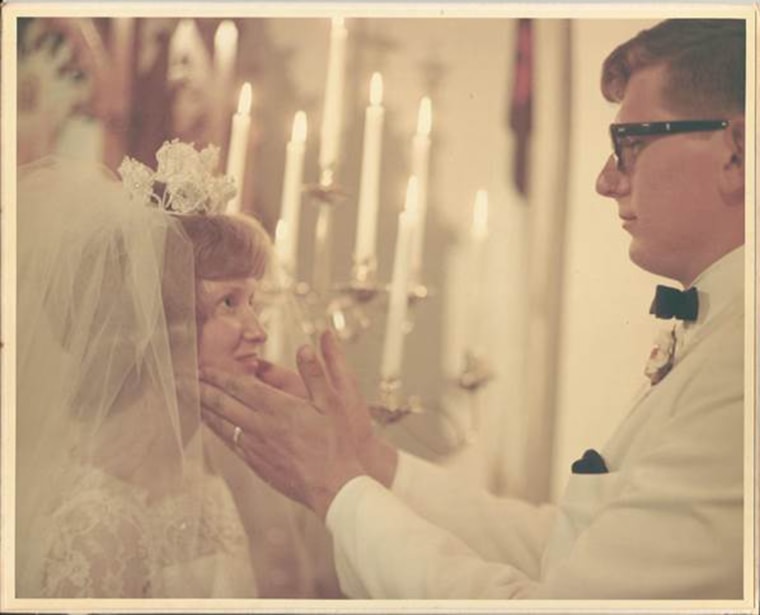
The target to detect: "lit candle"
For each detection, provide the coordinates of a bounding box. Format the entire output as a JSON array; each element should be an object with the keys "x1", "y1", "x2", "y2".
[
  {"x1": 318, "y1": 17, "x2": 347, "y2": 186},
  {"x1": 381, "y1": 177, "x2": 419, "y2": 382},
  {"x1": 212, "y1": 20, "x2": 238, "y2": 147},
  {"x1": 268, "y1": 220, "x2": 289, "y2": 363},
  {"x1": 353, "y1": 72, "x2": 385, "y2": 274},
  {"x1": 277, "y1": 111, "x2": 307, "y2": 276},
  {"x1": 469, "y1": 190, "x2": 489, "y2": 352},
  {"x1": 225, "y1": 82, "x2": 252, "y2": 214},
  {"x1": 312, "y1": 205, "x2": 333, "y2": 294},
  {"x1": 103, "y1": 17, "x2": 134, "y2": 169},
  {"x1": 471, "y1": 189, "x2": 489, "y2": 242},
  {"x1": 274, "y1": 219, "x2": 289, "y2": 276},
  {"x1": 167, "y1": 19, "x2": 198, "y2": 84},
  {"x1": 214, "y1": 21, "x2": 238, "y2": 83},
  {"x1": 409, "y1": 97, "x2": 432, "y2": 286}
]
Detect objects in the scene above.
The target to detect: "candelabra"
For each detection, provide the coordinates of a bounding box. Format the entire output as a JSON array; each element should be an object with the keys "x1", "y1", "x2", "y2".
[
  {"x1": 368, "y1": 378, "x2": 424, "y2": 425},
  {"x1": 267, "y1": 181, "x2": 494, "y2": 428},
  {"x1": 276, "y1": 168, "x2": 499, "y2": 426},
  {"x1": 457, "y1": 350, "x2": 494, "y2": 392}
]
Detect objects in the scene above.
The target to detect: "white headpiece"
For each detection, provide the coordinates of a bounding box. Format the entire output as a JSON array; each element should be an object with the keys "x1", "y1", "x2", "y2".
[{"x1": 117, "y1": 139, "x2": 237, "y2": 214}]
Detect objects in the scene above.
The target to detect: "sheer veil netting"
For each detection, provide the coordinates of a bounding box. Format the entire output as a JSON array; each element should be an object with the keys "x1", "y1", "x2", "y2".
[{"x1": 16, "y1": 158, "x2": 261, "y2": 598}]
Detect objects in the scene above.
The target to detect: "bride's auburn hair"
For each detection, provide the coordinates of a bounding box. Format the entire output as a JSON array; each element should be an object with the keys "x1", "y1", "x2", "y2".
[
  {"x1": 168, "y1": 213, "x2": 273, "y2": 325},
  {"x1": 176, "y1": 213, "x2": 272, "y2": 281}
]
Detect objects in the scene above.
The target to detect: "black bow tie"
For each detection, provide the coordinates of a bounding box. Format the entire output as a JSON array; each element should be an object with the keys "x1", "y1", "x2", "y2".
[{"x1": 649, "y1": 285, "x2": 699, "y2": 321}]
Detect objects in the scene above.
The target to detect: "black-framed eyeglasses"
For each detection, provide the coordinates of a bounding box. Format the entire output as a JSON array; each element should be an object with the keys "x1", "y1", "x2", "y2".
[{"x1": 609, "y1": 120, "x2": 729, "y2": 173}]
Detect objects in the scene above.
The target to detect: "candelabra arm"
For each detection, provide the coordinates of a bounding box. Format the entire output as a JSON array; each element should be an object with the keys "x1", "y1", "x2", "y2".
[
  {"x1": 368, "y1": 378, "x2": 424, "y2": 425},
  {"x1": 457, "y1": 350, "x2": 494, "y2": 392}
]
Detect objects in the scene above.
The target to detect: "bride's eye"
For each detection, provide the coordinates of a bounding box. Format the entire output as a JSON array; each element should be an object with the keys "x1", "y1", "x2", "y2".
[{"x1": 222, "y1": 295, "x2": 236, "y2": 308}]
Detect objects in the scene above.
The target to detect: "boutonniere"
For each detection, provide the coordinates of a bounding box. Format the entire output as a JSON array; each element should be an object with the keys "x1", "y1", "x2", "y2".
[{"x1": 644, "y1": 327, "x2": 676, "y2": 385}]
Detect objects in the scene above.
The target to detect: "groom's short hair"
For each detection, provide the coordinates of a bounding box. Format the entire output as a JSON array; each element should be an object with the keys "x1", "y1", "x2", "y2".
[{"x1": 601, "y1": 19, "x2": 745, "y2": 116}]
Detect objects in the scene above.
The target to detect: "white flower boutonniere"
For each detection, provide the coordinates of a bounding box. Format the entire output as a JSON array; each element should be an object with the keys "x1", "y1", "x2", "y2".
[{"x1": 644, "y1": 327, "x2": 676, "y2": 385}]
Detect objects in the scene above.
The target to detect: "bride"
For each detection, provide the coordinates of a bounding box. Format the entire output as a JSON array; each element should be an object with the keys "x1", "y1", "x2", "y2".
[{"x1": 16, "y1": 142, "x2": 336, "y2": 598}]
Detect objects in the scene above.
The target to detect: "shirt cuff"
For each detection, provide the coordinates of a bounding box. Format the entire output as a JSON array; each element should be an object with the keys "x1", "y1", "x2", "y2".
[{"x1": 325, "y1": 475, "x2": 377, "y2": 535}]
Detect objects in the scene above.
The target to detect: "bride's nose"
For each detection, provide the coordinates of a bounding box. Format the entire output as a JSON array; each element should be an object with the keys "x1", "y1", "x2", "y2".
[{"x1": 241, "y1": 310, "x2": 267, "y2": 344}]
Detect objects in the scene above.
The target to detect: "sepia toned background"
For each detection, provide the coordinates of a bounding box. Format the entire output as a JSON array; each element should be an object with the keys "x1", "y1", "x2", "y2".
[{"x1": 13, "y1": 12, "x2": 695, "y2": 510}]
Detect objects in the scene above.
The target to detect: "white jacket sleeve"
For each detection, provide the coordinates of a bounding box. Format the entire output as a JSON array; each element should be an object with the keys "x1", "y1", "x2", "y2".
[
  {"x1": 326, "y1": 452, "x2": 556, "y2": 599},
  {"x1": 326, "y1": 353, "x2": 743, "y2": 599},
  {"x1": 326, "y1": 475, "x2": 547, "y2": 599}
]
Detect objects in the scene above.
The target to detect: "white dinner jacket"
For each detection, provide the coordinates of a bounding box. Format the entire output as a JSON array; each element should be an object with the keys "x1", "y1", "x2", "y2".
[{"x1": 326, "y1": 246, "x2": 745, "y2": 599}]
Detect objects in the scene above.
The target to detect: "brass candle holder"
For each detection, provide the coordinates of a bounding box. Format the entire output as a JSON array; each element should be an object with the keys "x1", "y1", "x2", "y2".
[
  {"x1": 368, "y1": 377, "x2": 424, "y2": 425},
  {"x1": 305, "y1": 176, "x2": 349, "y2": 295},
  {"x1": 457, "y1": 350, "x2": 494, "y2": 392},
  {"x1": 333, "y1": 256, "x2": 383, "y2": 303}
]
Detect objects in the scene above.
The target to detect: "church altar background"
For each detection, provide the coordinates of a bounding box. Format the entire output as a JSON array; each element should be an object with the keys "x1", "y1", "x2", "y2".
[{"x1": 14, "y1": 12, "x2": 669, "y2": 504}]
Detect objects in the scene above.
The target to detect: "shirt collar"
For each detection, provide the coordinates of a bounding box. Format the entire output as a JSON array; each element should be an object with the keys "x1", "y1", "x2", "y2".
[{"x1": 685, "y1": 245, "x2": 744, "y2": 330}]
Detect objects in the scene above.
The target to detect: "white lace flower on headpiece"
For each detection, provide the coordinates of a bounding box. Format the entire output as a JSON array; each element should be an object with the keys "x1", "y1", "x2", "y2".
[{"x1": 117, "y1": 140, "x2": 236, "y2": 215}]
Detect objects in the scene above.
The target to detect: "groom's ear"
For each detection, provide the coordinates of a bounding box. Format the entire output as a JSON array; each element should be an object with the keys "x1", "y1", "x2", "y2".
[{"x1": 720, "y1": 115, "x2": 744, "y2": 205}]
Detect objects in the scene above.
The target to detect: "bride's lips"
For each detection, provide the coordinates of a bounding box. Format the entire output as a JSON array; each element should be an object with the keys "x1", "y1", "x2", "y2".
[{"x1": 236, "y1": 353, "x2": 260, "y2": 371}]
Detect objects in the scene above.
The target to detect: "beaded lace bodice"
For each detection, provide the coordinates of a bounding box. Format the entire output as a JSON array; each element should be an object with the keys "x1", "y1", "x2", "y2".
[{"x1": 36, "y1": 464, "x2": 256, "y2": 598}]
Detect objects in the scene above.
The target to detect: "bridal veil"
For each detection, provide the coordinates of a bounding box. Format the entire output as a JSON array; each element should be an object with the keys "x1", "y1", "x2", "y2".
[{"x1": 15, "y1": 158, "x2": 255, "y2": 597}]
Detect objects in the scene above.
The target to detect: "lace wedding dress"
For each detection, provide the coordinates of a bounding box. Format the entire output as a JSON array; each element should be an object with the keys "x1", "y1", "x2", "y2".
[
  {"x1": 35, "y1": 459, "x2": 257, "y2": 598},
  {"x1": 15, "y1": 158, "x2": 258, "y2": 598}
]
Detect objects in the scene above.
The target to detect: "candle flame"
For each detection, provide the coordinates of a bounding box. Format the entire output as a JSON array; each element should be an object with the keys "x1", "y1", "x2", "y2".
[
  {"x1": 331, "y1": 308, "x2": 347, "y2": 332},
  {"x1": 174, "y1": 19, "x2": 196, "y2": 47},
  {"x1": 237, "y1": 82, "x2": 252, "y2": 115},
  {"x1": 404, "y1": 176, "x2": 419, "y2": 216},
  {"x1": 292, "y1": 111, "x2": 307, "y2": 143},
  {"x1": 417, "y1": 97, "x2": 432, "y2": 136},
  {"x1": 370, "y1": 72, "x2": 383, "y2": 106},
  {"x1": 214, "y1": 20, "x2": 238, "y2": 54},
  {"x1": 472, "y1": 190, "x2": 489, "y2": 239}
]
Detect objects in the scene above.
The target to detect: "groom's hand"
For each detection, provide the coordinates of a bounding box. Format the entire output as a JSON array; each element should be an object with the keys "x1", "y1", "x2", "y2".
[
  {"x1": 200, "y1": 330, "x2": 394, "y2": 518},
  {"x1": 255, "y1": 359, "x2": 308, "y2": 399},
  {"x1": 316, "y1": 329, "x2": 397, "y2": 489}
]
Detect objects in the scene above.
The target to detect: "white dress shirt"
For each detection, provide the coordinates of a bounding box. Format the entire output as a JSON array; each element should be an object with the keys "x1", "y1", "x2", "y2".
[{"x1": 326, "y1": 246, "x2": 745, "y2": 599}]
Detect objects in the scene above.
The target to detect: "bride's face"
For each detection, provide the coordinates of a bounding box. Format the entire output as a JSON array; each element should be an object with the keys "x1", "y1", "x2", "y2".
[{"x1": 196, "y1": 277, "x2": 267, "y2": 376}]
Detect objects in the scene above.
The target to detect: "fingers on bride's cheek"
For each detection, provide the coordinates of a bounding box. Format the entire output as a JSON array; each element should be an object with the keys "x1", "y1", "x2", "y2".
[
  {"x1": 201, "y1": 410, "x2": 221, "y2": 433},
  {"x1": 256, "y1": 360, "x2": 272, "y2": 376},
  {"x1": 298, "y1": 346, "x2": 323, "y2": 377},
  {"x1": 199, "y1": 383, "x2": 224, "y2": 411}
]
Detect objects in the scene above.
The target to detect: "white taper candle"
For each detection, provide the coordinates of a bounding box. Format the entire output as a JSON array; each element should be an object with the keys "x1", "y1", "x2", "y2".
[
  {"x1": 354, "y1": 72, "x2": 385, "y2": 270},
  {"x1": 212, "y1": 20, "x2": 238, "y2": 147},
  {"x1": 409, "y1": 97, "x2": 432, "y2": 285},
  {"x1": 225, "y1": 82, "x2": 252, "y2": 214},
  {"x1": 276, "y1": 111, "x2": 307, "y2": 276},
  {"x1": 469, "y1": 190, "x2": 489, "y2": 352},
  {"x1": 381, "y1": 177, "x2": 419, "y2": 382},
  {"x1": 318, "y1": 17, "x2": 347, "y2": 186}
]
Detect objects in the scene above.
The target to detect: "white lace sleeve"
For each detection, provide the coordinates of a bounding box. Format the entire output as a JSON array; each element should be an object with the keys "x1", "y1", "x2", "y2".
[{"x1": 39, "y1": 480, "x2": 156, "y2": 598}]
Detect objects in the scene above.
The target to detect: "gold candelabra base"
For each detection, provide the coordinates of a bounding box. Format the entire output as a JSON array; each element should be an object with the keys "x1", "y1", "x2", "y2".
[
  {"x1": 368, "y1": 378, "x2": 424, "y2": 425},
  {"x1": 457, "y1": 351, "x2": 494, "y2": 391}
]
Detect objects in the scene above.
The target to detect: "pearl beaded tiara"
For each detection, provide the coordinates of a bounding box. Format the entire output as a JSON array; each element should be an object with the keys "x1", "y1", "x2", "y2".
[{"x1": 118, "y1": 140, "x2": 236, "y2": 215}]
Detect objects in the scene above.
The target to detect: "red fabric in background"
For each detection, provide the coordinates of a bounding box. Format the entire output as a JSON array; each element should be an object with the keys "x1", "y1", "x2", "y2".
[{"x1": 509, "y1": 19, "x2": 533, "y2": 197}]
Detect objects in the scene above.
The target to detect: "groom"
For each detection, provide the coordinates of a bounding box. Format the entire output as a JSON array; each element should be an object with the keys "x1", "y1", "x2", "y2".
[{"x1": 200, "y1": 18, "x2": 746, "y2": 598}]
